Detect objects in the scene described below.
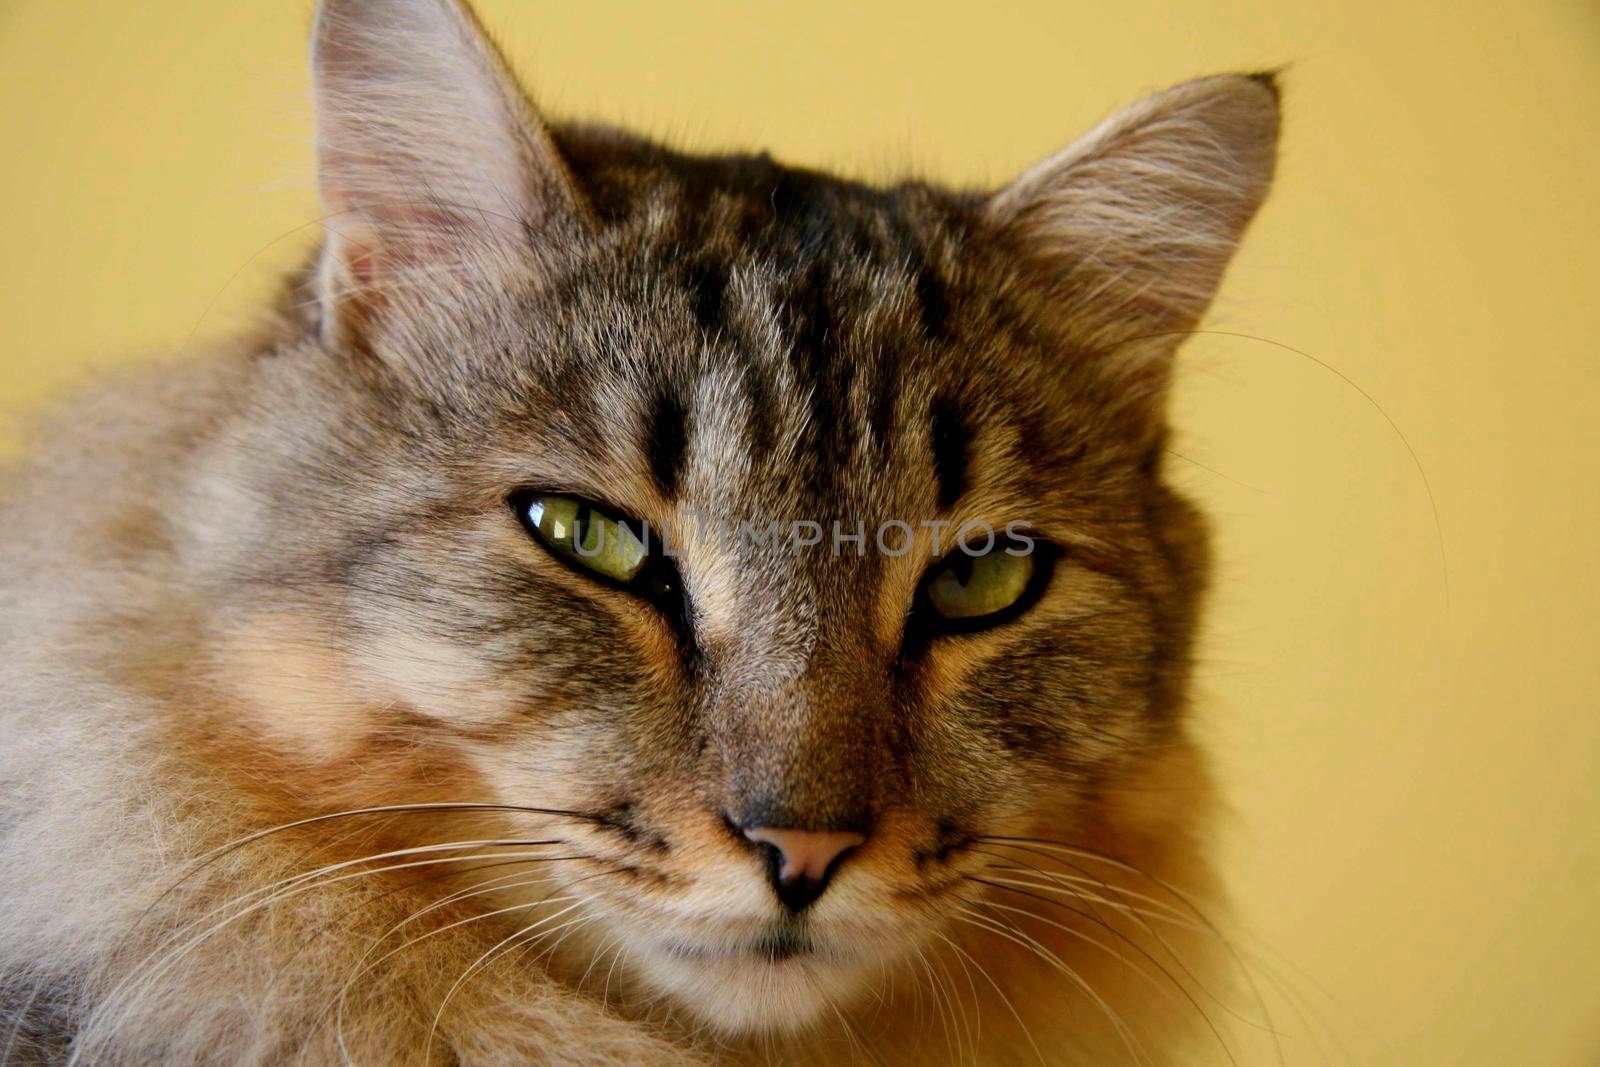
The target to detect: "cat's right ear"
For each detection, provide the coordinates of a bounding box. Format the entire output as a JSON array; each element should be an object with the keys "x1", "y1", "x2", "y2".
[
  {"x1": 310, "y1": 0, "x2": 580, "y2": 347},
  {"x1": 984, "y1": 74, "x2": 1279, "y2": 382}
]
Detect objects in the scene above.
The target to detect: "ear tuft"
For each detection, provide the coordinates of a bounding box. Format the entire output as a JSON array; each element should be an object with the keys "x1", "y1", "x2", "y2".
[
  {"x1": 1243, "y1": 69, "x2": 1282, "y2": 102},
  {"x1": 985, "y1": 73, "x2": 1280, "y2": 357}
]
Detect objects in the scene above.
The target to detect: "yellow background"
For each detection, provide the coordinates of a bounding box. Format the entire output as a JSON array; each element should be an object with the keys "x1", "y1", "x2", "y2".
[{"x1": 2, "y1": 2, "x2": 1596, "y2": 1062}]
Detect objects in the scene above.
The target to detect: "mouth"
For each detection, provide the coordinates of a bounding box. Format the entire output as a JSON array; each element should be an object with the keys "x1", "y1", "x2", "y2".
[
  {"x1": 660, "y1": 923, "x2": 819, "y2": 963},
  {"x1": 632, "y1": 920, "x2": 875, "y2": 1035}
]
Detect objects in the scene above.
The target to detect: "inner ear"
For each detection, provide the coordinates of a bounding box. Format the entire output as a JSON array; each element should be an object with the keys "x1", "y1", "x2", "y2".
[{"x1": 985, "y1": 73, "x2": 1280, "y2": 358}]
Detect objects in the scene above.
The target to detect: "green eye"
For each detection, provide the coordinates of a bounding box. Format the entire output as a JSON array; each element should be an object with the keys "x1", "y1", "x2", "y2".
[
  {"x1": 521, "y1": 493, "x2": 650, "y2": 584},
  {"x1": 924, "y1": 545, "x2": 1036, "y2": 623}
]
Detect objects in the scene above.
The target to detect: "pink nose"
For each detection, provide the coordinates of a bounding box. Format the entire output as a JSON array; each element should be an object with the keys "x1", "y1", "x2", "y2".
[{"x1": 742, "y1": 826, "x2": 865, "y2": 885}]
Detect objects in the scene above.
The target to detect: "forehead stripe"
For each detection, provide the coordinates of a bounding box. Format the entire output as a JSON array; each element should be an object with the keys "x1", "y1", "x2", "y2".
[
  {"x1": 930, "y1": 394, "x2": 969, "y2": 511},
  {"x1": 644, "y1": 383, "x2": 690, "y2": 499}
]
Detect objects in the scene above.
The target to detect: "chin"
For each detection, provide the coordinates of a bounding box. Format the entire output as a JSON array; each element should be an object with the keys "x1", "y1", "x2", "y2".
[{"x1": 624, "y1": 920, "x2": 901, "y2": 1035}]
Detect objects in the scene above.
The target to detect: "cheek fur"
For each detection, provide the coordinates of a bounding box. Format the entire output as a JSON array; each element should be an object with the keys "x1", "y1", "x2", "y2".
[{"x1": 218, "y1": 613, "x2": 373, "y2": 758}]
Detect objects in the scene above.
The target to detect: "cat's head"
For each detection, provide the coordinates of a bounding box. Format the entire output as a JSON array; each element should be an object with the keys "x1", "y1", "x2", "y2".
[{"x1": 194, "y1": 0, "x2": 1276, "y2": 1034}]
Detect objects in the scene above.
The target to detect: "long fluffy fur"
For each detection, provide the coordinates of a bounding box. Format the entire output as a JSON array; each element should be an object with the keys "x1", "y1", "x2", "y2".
[{"x1": 0, "y1": 1, "x2": 1278, "y2": 1062}]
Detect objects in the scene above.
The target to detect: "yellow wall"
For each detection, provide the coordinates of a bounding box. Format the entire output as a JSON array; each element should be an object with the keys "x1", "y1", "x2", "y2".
[{"x1": 2, "y1": 2, "x2": 1596, "y2": 1062}]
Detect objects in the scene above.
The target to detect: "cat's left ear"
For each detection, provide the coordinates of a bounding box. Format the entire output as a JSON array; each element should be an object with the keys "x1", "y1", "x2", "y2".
[
  {"x1": 985, "y1": 73, "x2": 1279, "y2": 359},
  {"x1": 310, "y1": 0, "x2": 580, "y2": 344}
]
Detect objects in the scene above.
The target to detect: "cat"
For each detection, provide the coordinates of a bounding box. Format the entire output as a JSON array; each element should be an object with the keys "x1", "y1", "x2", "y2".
[{"x1": 0, "y1": 0, "x2": 1278, "y2": 1062}]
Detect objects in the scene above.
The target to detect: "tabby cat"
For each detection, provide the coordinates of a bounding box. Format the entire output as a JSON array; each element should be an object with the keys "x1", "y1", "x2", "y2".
[{"x1": 0, "y1": 0, "x2": 1278, "y2": 1062}]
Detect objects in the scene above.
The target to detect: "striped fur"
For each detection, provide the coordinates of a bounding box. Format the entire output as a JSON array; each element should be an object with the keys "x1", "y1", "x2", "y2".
[{"x1": 0, "y1": 0, "x2": 1278, "y2": 1062}]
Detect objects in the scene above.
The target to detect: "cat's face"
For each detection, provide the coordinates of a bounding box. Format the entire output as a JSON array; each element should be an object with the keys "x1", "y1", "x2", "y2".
[{"x1": 198, "y1": 0, "x2": 1274, "y2": 1034}]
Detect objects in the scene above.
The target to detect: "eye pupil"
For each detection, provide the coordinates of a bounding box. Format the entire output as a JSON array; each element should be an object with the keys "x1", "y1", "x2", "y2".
[
  {"x1": 513, "y1": 492, "x2": 664, "y2": 591},
  {"x1": 573, "y1": 502, "x2": 601, "y2": 555},
  {"x1": 947, "y1": 551, "x2": 976, "y2": 586}
]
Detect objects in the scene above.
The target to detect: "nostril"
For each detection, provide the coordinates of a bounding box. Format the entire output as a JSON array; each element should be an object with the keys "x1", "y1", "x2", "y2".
[
  {"x1": 770, "y1": 870, "x2": 831, "y2": 914},
  {"x1": 741, "y1": 826, "x2": 865, "y2": 912}
]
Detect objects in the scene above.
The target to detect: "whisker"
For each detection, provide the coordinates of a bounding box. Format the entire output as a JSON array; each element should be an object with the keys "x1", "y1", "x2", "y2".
[
  {"x1": 577, "y1": 928, "x2": 624, "y2": 993},
  {"x1": 971, "y1": 846, "x2": 1204, "y2": 930},
  {"x1": 978, "y1": 835, "x2": 1285, "y2": 1063},
  {"x1": 421, "y1": 896, "x2": 596, "y2": 1064},
  {"x1": 524, "y1": 911, "x2": 604, "y2": 971},
  {"x1": 196, "y1": 838, "x2": 569, "y2": 924},
  {"x1": 139, "y1": 840, "x2": 571, "y2": 972},
  {"x1": 937, "y1": 931, "x2": 984, "y2": 1060},
  {"x1": 976, "y1": 870, "x2": 1205, "y2": 946},
  {"x1": 931, "y1": 928, "x2": 1046, "y2": 1067},
  {"x1": 977, "y1": 836, "x2": 1226, "y2": 931},
  {"x1": 975, "y1": 846, "x2": 1266, "y2": 1009},
  {"x1": 108, "y1": 843, "x2": 581, "y2": 1044},
  {"x1": 970, "y1": 845, "x2": 1128, "y2": 933},
  {"x1": 826, "y1": 996, "x2": 877, "y2": 1065},
  {"x1": 970, "y1": 866, "x2": 1274, "y2": 1046},
  {"x1": 142, "y1": 801, "x2": 601, "y2": 917},
  {"x1": 913, "y1": 945, "x2": 961, "y2": 1064},
  {"x1": 335, "y1": 889, "x2": 588, "y2": 1063},
  {"x1": 601, "y1": 939, "x2": 630, "y2": 1010},
  {"x1": 330, "y1": 865, "x2": 611, "y2": 1056},
  {"x1": 978, "y1": 837, "x2": 1267, "y2": 978},
  {"x1": 301, "y1": 866, "x2": 581, "y2": 1060},
  {"x1": 971, "y1": 861, "x2": 1210, "y2": 987},
  {"x1": 951, "y1": 906, "x2": 1146, "y2": 1067},
  {"x1": 969, "y1": 890, "x2": 1240, "y2": 1064}
]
